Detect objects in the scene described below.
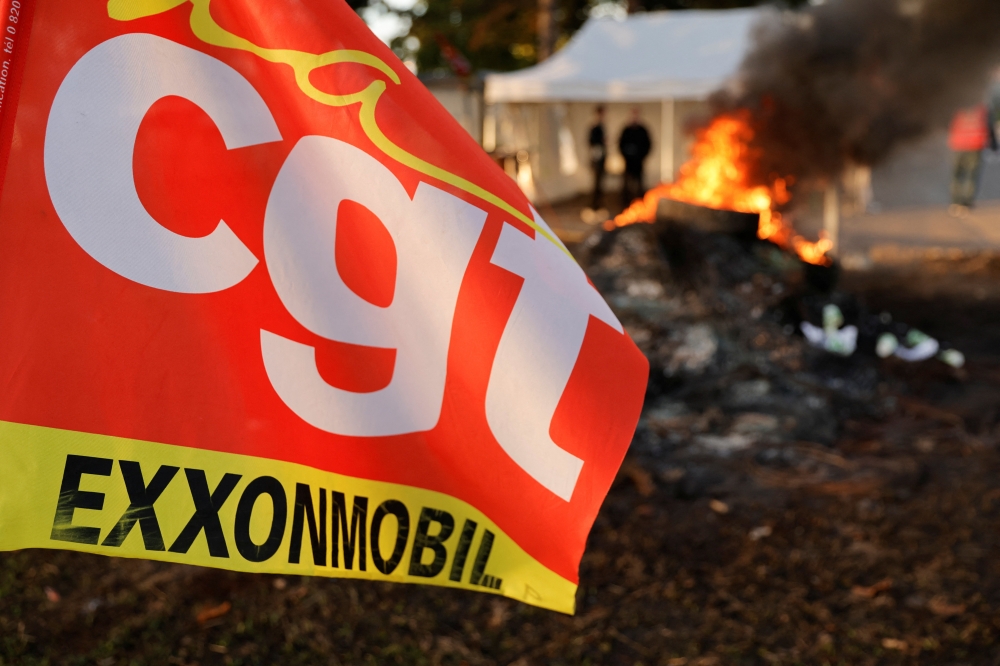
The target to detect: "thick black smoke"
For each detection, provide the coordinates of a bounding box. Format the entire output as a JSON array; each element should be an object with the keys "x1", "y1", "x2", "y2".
[{"x1": 711, "y1": 0, "x2": 1000, "y2": 187}]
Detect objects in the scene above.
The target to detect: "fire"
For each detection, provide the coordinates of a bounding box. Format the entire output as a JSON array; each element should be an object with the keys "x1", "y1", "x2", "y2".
[{"x1": 607, "y1": 112, "x2": 833, "y2": 266}]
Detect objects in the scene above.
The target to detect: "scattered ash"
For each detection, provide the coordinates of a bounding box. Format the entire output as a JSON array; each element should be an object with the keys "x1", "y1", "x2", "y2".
[{"x1": 582, "y1": 225, "x2": 895, "y2": 464}]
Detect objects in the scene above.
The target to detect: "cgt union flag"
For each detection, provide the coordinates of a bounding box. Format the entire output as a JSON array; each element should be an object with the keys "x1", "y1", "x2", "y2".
[{"x1": 0, "y1": 0, "x2": 647, "y2": 613}]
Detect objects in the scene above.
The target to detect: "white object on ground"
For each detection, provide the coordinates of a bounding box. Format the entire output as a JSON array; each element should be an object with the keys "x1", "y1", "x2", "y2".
[
  {"x1": 939, "y1": 349, "x2": 966, "y2": 368},
  {"x1": 876, "y1": 333, "x2": 899, "y2": 358},
  {"x1": 894, "y1": 330, "x2": 939, "y2": 362},
  {"x1": 801, "y1": 321, "x2": 858, "y2": 357},
  {"x1": 822, "y1": 304, "x2": 844, "y2": 331}
]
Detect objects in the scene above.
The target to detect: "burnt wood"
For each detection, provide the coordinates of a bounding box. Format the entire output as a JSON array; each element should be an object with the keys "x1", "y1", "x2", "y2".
[{"x1": 655, "y1": 198, "x2": 760, "y2": 238}]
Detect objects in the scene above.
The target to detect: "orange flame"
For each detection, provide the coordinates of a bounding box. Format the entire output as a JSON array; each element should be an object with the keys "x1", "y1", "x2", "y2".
[{"x1": 607, "y1": 112, "x2": 832, "y2": 266}]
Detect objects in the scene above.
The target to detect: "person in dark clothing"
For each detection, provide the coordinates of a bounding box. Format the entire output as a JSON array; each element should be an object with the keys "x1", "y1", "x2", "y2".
[
  {"x1": 588, "y1": 106, "x2": 607, "y2": 210},
  {"x1": 619, "y1": 107, "x2": 652, "y2": 208}
]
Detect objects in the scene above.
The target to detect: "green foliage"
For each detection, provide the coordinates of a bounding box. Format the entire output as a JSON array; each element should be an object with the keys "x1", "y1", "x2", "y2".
[
  {"x1": 388, "y1": 0, "x2": 593, "y2": 74},
  {"x1": 358, "y1": 0, "x2": 809, "y2": 74}
]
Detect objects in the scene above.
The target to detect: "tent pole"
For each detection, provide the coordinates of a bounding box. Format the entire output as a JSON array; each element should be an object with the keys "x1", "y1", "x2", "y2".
[
  {"x1": 537, "y1": 0, "x2": 555, "y2": 61},
  {"x1": 823, "y1": 184, "x2": 840, "y2": 256},
  {"x1": 660, "y1": 99, "x2": 675, "y2": 183}
]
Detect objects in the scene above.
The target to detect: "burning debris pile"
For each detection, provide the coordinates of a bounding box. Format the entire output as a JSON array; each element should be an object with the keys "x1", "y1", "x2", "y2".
[
  {"x1": 584, "y1": 224, "x2": 851, "y2": 458},
  {"x1": 609, "y1": 112, "x2": 832, "y2": 267},
  {"x1": 581, "y1": 206, "x2": 964, "y2": 466},
  {"x1": 576, "y1": 0, "x2": 992, "y2": 498},
  {"x1": 609, "y1": 0, "x2": 1000, "y2": 267},
  {"x1": 584, "y1": 0, "x2": 993, "y2": 458}
]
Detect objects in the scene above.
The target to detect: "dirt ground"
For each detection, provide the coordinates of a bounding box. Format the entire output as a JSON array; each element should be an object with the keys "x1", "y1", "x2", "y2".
[{"x1": 5, "y1": 250, "x2": 1000, "y2": 666}]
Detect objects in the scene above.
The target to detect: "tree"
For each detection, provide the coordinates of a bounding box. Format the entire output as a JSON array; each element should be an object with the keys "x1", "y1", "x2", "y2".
[
  {"x1": 359, "y1": 0, "x2": 807, "y2": 75},
  {"x1": 538, "y1": 0, "x2": 557, "y2": 62},
  {"x1": 371, "y1": 0, "x2": 590, "y2": 74}
]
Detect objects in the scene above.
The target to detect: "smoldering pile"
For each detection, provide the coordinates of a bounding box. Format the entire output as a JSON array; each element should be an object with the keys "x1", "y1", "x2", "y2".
[
  {"x1": 712, "y1": 0, "x2": 1000, "y2": 189},
  {"x1": 578, "y1": 213, "x2": 964, "y2": 474}
]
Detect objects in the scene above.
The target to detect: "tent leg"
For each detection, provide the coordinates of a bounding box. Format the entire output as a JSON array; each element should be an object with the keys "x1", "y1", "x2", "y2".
[
  {"x1": 824, "y1": 184, "x2": 840, "y2": 256},
  {"x1": 660, "y1": 99, "x2": 675, "y2": 183}
]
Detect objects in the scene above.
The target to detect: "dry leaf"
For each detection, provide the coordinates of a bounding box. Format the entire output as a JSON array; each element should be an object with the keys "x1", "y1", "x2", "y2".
[
  {"x1": 196, "y1": 601, "x2": 231, "y2": 624},
  {"x1": 881, "y1": 638, "x2": 907, "y2": 651},
  {"x1": 927, "y1": 596, "x2": 966, "y2": 617},
  {"x1": 709, "y1": 499, "x2": 730, "y2": 514},
  {"x1": 852, "y1": 578, "x2": 892, "y2": 598},
  {"x1": 621, "y1": 461, "x2": 656, "y2": 497},
  {"x1": 488, "y1": 600, "x2": 510, "y2": 628}
]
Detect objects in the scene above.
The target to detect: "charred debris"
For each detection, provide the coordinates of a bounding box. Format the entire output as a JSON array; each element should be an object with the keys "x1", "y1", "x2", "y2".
[{"x1": 578, "y1": 201, "x2": 964, "y2": 481}]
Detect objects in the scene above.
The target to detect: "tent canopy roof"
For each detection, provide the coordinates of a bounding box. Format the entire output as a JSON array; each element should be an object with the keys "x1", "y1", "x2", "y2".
[{"x1": 484, "y1": 8, "x2": 764, "y2": 104}]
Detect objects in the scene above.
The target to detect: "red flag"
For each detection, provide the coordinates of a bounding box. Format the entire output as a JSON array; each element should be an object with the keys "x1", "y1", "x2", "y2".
[{"x1": 0, "y1": 0, "x2": 647, "y2": 613}]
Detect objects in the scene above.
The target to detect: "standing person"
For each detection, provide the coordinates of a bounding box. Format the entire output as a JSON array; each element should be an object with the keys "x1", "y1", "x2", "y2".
[
  {"x1": 588, "y1": 106, "x2": 607, "y2": 211},
  {"x1": 948, "y1": 103, "x2": 997, "y2": 216},
  {"x1": 619, "y1": 107, "x2": 652, "y2": 208}
]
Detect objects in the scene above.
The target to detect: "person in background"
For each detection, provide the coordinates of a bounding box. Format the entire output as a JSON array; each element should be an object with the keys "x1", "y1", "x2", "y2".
[
  {"x1": 588, "y1": 105, "x2": 607, "y2": 211},
  {"x1": 948, "y1": 102, "x2": 997, "y2": 216},
  {"x1": 619, "y1": 107, "x2": 652, "y2": 208}
]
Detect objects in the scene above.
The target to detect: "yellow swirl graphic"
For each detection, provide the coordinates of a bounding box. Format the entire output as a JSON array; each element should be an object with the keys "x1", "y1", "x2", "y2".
[{"x1": 107, "y1": 0, "x2": 565, "y2": 253}]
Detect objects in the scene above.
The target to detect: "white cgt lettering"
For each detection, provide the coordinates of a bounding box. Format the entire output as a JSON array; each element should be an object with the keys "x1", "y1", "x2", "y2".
[
  {"x1": 43, "y1": 36, "x2": 621, "y2": 501},
  {"x1": 486, "y1": 214, "x2": 623, "y2": 501},
  {"x1": 261, "y1": 136, "x2": 488, "y2": 437},
  {"x1": 44, "y1": 33, "x2": 280, "y2": 293}
]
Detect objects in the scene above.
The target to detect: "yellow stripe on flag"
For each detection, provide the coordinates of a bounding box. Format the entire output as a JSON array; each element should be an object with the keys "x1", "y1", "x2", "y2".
[{"x1": 0, "y1": 420, "x2": 576, "y2": 613}]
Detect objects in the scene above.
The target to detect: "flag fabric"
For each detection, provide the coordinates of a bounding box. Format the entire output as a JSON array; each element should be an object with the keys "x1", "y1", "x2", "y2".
[{"x1": 0, "y1": 0, "x2": 647, "y2": 614}]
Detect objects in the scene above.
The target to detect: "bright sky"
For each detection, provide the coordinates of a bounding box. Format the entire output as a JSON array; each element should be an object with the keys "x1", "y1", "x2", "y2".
[{"x1": 361, "y1": 0, "x2": 418, "y2": 44}]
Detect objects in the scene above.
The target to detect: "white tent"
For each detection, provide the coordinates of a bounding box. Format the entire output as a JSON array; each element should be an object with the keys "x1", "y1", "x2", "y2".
[
  {"x1": 482, "y1": 9, "x2": 766, "y2": 204},
  {"x1": 485, "y1": 8, "x2": 763, "y2": 104}
]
